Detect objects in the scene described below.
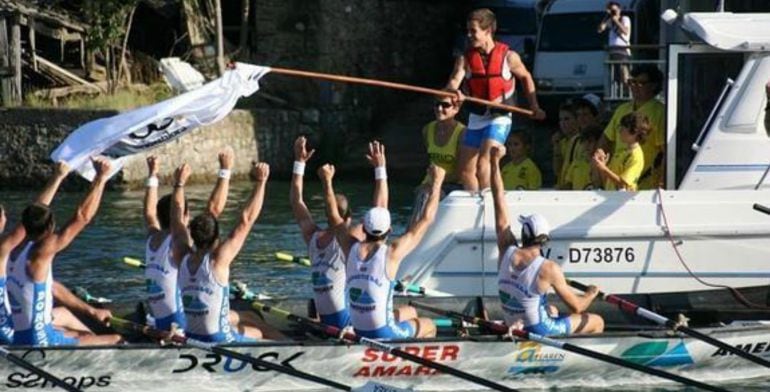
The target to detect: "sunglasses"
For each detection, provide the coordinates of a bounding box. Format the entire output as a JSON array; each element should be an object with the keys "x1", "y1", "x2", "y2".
[{"x1": 434, "y1": 102, "x2": 453, "y2": 109}]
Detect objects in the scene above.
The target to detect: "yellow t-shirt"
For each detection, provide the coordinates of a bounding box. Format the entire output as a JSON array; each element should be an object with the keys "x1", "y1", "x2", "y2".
[
  {"x1": 605, "y1": 144, "x2": 644, "y2": 191},
  {"x1": 502, "y1": 158, "x2": 542, "y2": 190},
  {"x1": 558, "y1": 134, "x2": 582, "y2": 188},
  {"x1": 565, "y1": 159, "x2": 595, "y2": 190},
  {"x1": 603, "y1": 99, "x2": 665, "y2": 189},
  {"x1": 422, "y1": 120, "x2": 464, "y2": 184}
]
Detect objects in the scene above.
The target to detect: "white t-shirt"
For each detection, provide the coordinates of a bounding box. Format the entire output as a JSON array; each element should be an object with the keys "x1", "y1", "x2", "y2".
[{"x1": 608, "y1": 15, "x2": 631, "y2": 56}]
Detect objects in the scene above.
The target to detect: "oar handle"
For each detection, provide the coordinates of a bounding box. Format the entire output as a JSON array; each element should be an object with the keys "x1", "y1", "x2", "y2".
[
  {"x1": 754, "y1": 203, "x2": 770, "y2": 216},
  {"x1": 123, "y1": 257, "x2": 146, "y2": 269}
]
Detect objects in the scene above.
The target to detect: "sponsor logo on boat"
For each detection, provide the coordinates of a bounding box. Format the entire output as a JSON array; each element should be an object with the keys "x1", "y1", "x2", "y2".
[
  {"x1": 5, "y1": 350, "x2": 112, "y2": 389},
  {"x1": 172, "y1": 351, "x2": 305, "y2": 373},
  {"x1": 507, "y1": 341, "x2": 565, "y2": 375},
  {"x1": 620, "y1": 341, "x2": 694, "y2": 367},
  {"x1": 711, "y1": 341, "x2": 770, "y2": 357},
  {"x1": 354, "y1": 345, "x2": 460, "y2": 377}
]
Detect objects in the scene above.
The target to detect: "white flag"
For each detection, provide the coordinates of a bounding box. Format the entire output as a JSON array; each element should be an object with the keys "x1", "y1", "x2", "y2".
[{"x1": 51, "y1": 63, "x2": 271, "y2": 180}]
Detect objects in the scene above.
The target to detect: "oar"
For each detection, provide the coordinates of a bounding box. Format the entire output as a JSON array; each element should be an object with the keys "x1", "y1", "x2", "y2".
[
  {"x1": 109, "y1": 317, "x2": 355, "y2": 391},
  {"x1": 252, "y1": 301, "x2": 519, "y2": 392},
  {"x1": 122, "y1": 256, "x2": 146, "y2": 269},
  {"x1": 74, "y1": 286, "x2": 113, "y2": 304},
  {"x1": 410, "y1": 301, "x2": 730, "y2": 392},
  {"x1": 0, "y1": 346, "x2": 82, "y2": 392},
  {"x1": 274, "y1": 251, "x2": 448, "y2": 296},
  {"x1": 754, "y1": 203, "x2": 770, "y2": 216},
  {"x1": 568, "y1": 279, "x2": 770, "y2": 370}
]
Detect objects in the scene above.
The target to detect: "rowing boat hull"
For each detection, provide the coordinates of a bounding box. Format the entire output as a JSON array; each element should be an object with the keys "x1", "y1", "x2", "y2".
[{"x1": 2, "y1": 324, "x2": 770, "y2": 391}]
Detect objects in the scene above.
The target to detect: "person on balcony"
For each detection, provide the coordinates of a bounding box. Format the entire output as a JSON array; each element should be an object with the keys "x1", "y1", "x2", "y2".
[{"x1": 597, "y1": 1, "x2": 631, "y2": 92}]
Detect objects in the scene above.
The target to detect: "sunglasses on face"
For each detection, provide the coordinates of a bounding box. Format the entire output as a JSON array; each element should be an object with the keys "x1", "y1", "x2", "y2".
[{"x1": 434, "y1": 102, "x2": 453, "y2": 109}]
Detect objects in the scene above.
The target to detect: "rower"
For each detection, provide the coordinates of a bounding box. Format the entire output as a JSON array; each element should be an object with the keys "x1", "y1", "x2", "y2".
[
  {"x1": 331, "y1": 144, "x2": 446, "y2": 340},
  {"x1": 489, "y1": 146, "x2": 604, "y2": 336},
  {"x1": 289, "y1": 136, "x2": 362, "y2": 328},
  {"x1": 170, "y1": 161, "x2": 276, "y2": 342},
  {"x1": 142, "y1": 149, "x2": 233, "y2": 332},
  {"x1": 7, "y1": 158, "x2": 122, "y2": 346}
]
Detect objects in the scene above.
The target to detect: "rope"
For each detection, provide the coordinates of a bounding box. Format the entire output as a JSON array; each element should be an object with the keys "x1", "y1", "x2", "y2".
[{"x1": 656, "y1": 188, "x2": 770, "y2": 310}]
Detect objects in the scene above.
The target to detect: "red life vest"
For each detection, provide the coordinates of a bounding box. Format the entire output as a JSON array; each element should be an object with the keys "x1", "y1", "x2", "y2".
[{"x1": 464, "y1": 42, "x2": 515, "y2": 102}]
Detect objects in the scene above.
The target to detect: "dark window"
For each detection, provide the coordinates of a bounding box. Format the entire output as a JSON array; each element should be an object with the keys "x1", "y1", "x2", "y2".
[
  {"x1": 490, "y1": 7, "x2": 538, "y2": 36},
  {"x1": 538, "y1": 13, "x2": 608, "y2": 52}
]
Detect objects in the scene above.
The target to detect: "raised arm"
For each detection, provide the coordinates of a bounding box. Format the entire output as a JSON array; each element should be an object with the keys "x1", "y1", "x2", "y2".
[
  {"x1": 508, "y1": 51, "x2": 545, "y2": 120},
  {"x1": 214, "y1": 162, "x2": 269, "y2": 271},
  {"x1": 367, "y1": 141, "x2": 388, "y2": 208},
  {"x1": 388, "y1": 165, "x2": 445, "y2": 274},
  {"x1": 51, "y1": 157, "x2": 111, "y2": 252},
  {"x1": 143, "y1": 156, "x2": 161, "y2": 234},
  {"x1": 170, "y1": 164, "x2": 193, "y2": 265},
  {"x1": 290, "y1": 136, "x2": 318, "y2": 244},
  {"x1": 490, "y1": 146, "x2": 517, "y2": 258},
  {"x1": 206, "y1": 147, "x2": 234, "y2": 218},
  {"x1": 36, "y1": 161, "x2": 70, "y2": 206},
  {"x1": 319, "y1": 164, "x2": 353, "y2": 256}
]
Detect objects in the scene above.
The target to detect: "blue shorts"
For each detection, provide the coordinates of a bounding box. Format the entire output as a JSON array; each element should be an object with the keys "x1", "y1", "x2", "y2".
[
  {"x1": 13, "y1": 325, "x2": 79, "y2": 347},
  {"x1": 355, "y1": 321, "x2": 415, "y2": 340},
  {"x1": 525, "y1": 315, "x2": 571, "y2": 337},
  {"x1": 462, "y1": 117, "x2": 512, "y2": 149},
  {"x1": 320, "y1": 309, "x2": 351, "y2": 329},
  {"x1": 187, "y1": 330, "x2": 257, "y2": 344},
  {"x1": 154, "y1": 311, "x2": 187, "y2": 331}
]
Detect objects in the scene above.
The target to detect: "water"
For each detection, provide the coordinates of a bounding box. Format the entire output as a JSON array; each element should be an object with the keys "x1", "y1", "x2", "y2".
[
  {"x1": 2, "y1": 180, "x2": 768, "y2": 391},
  {"x1": 0, "y1": 180, "x2": 417, "y2": 301}
]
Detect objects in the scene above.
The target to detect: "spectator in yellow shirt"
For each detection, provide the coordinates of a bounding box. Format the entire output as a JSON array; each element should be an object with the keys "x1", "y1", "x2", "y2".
[
  {"x1": 598, "y1": 65, "x2": 665, "y2": 190},
  {"x1": 421, "y1": 96, "x2": 466, "y2": 190},
  {"x1": 593, "y1": 112, "x2": 648, "y2": 191},
  {"x1": 563, "y1": 126, "x2": 602, "y2": 190},
  {"x1": 502, "y1": 129, "x2": 542, "y2": 190},
  {"x1": 551, "y1": 100, "x2": 578, "y2": 188}
]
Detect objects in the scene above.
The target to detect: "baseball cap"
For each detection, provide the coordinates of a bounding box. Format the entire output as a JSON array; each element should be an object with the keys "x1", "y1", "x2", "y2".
[
  {"x1": 581, "y1": 93, "x2": 603, "y2": 113},
  {"x1": 518, "y1": 213, "x2": 551, "y2": 246},
  {"x1": 363, "y1": 207, "x2": 391, "y2": 236}
]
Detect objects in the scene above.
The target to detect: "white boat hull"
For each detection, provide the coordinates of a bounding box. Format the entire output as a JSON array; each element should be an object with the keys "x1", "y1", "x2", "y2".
[{"x1": 2, "y1": 324, "x2": 770, "y2": 391}]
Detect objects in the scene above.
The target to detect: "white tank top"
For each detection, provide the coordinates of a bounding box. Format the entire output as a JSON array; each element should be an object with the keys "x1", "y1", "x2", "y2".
[
  {"x1": 178, "y1": 253, "x2": 231, "y2": 339},
  {"x1": 346, "y1": 243, "x2": 394, "y2": 331},
  {"x1": 7, "y1": 242, "x2": 54, "y2": 334},
  {"x1": 497, "y1": 246, "x2": 547, "y2": 326},
  {"x1": 309, "y1": 231, "x2": 347, "y2": 316},
  {"x1": 145, "y1": 234, "x2": 183, "y2": 319}
]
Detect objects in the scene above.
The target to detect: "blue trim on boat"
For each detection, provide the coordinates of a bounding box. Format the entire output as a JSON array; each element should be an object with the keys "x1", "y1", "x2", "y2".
[
  {"x1": 432, "y1": 271, "x2": 770, "y2": 278},
  {"x1": 694, "y1": 164, "x2": 769, "y2": 172}
]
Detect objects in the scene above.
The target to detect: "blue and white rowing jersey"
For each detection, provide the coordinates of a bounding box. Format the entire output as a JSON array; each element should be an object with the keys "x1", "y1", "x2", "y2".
[
  {"x1": 498, "y1": 246, "x2": 547, "y2": 326},
  {"x1": 145, "y1": 234, "x2": 185, "y2": 330},
  {"x1": 7, "y1": 241, "x2": 54, "y2": 345},
  {"x1": 179, "y1": 253, "x2": 236, "y2": 343},
  {"x1": 0, "y1": 277, "x2": 14, "y2": 344},
  {"x1": 346, "y1": 243, "x2": 405, "y2": 335},
  {"x1": 308, "y1": 231, "x2": 348, "y2": 325}
]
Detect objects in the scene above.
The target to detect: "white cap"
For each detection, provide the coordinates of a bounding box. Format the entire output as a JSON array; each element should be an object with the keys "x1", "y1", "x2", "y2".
[
  {"x1": 581, "y1": 93, "x2": 603, "y2": 113},
  {"x1": 363, "y1": 207, "x2": 391, "y2": 236},
  {"x1": 518, "y1": 213, "x2": 551, "y2": 245}
]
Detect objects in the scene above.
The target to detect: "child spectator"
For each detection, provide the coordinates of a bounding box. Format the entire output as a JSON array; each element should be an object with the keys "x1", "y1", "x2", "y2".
[
  {"x1": 563, "y1": 126, "x2": 602, "y2": 190},
  {"x1": 502, "y1": 129, "x2": 542, "y2": 190},
  {"x1": 592, "y1": 112, "x2": 648, "y2": 191},
  {"x1": 551, "y1": 100, "x2": 578, "y2": 188}
]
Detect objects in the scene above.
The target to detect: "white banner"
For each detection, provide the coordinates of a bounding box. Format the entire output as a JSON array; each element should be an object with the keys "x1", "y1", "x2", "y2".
[{"x1": 51, "y1": 63, "x2": 271, "y2": 181}]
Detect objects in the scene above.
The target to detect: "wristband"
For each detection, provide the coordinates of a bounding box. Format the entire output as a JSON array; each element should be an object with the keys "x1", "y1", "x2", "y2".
[
  {"x1": 145, "y1": 176, "x2": 159, "y2": 188},
  {"x1": 218, "y1": 169, "x2": 231, "y2": 179},
  {"x1": 174, "y1": 182, "x2": 185, "y2": 188},
  {"x1": 293, "y1": 161, "x2": 306, "y2": 176},
  {"x1": 374, "y1": 166, "x2": 387, "y2": 180}
]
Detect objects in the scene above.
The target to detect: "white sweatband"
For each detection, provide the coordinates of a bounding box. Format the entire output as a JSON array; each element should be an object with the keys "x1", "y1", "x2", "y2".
[
  {"x1": 374, "y1": 166, "x2": 387, "y2": 180},
  {"x1": 293, "y1": 161, "x2": 306, "y2": 176},
  {"x1": 145, "y1": 176, "x2": 159, "y2": 188},
  {"x1": 218, "y1": 169, "x2": 231, "y2": 179}
]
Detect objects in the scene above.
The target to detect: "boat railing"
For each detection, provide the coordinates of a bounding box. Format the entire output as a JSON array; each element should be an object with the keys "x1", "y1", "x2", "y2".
[
  {"x1": 604, "y1": 45, "x2": 665, "y2": 102},
  {"x1": 692, "y1": 78, "x2": 734, "y2": 152}
]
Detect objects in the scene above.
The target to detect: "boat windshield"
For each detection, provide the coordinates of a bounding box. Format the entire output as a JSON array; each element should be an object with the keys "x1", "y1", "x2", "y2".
[{"x1": 538, "y1": 12, "x2": 608, "y2": 52}]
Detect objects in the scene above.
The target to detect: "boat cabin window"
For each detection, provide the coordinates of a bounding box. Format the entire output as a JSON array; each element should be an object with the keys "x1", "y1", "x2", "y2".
[
  {"x1": 673, "y1": 52, "x2": 744, "y2": 188},
  {"x1": 538, "y1": 12, "x2": 609, "y2": 52}
]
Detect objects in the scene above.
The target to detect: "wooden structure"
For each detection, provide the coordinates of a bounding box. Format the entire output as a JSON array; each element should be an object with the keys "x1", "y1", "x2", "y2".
[{"x1": 0, "y1": 0, "x2": 89, "y2": 106}]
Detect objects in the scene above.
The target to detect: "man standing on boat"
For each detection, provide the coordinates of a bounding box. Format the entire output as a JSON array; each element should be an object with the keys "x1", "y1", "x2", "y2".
[
  {"x1": 143, "y1": 148, "x2": 233, "y2": 332},
  {"x1": 330, "y1": 148, "x2": 445, "y2": 339},
  {"x1": 446, "y1": 8, "x2": 546, "y2": 192},
  {"x1": 490, "y1": 146, "x2": 604, "y2": 336},
  {"x1": 290, "y1": 136, "x2": 364, "y2": 328},
  {"x1": 7, "y1": 158, "x2": 123, "y2": 346},
  {"x1": 170, "y1": 161, "x2": 274, "y2": 342},
  {"x1": 599, "y1": 65, "x2": 665, "y2": 189}
]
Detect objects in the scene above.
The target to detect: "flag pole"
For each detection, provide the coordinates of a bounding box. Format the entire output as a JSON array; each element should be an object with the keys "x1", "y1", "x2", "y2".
[{"x1": 268, "y1": 67, "x2": 533, "y2": 117}]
